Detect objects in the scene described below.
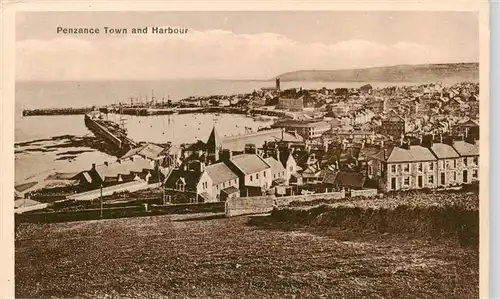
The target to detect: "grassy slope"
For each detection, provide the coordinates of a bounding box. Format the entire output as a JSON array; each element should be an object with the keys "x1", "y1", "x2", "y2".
[
  {"x1": 16, "y1": 212, "x2": 478, "y2": 298},
  {"x1": 276, "y1": 63, "x2": 479, "y2": 82}
]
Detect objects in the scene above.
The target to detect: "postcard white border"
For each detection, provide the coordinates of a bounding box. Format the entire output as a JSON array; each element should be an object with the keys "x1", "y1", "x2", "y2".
[{"x1": 1, "y1": 1, "x2": 490, "y2": 298}]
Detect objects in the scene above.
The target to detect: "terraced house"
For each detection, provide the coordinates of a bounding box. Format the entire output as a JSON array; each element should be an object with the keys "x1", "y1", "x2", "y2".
[
  {"x1": 428, "y1": 142, "x2": 461, "y2": 187},
  {"x1": 452, "y1": 139, "x2": 480, "y2": 183},
  {"x1": 368, "y1": 143, "x2": 438, "y2": 192}
]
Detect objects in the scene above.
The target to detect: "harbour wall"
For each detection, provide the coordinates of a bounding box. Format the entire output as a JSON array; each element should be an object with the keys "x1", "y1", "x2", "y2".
[{"x1": 84, "y1": 114, "x2": 124, "y2": 148}]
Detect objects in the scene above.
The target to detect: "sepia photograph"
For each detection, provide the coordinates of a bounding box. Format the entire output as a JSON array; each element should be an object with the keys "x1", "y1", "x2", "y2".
[{"x1": 12, "y1": 9, "x2": 485, "y2": 298}]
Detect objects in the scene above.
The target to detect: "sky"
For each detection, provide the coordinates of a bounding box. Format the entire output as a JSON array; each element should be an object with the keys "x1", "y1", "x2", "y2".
[{"x1": 16, "y1": 11, "x2": 479, "y2": 81}]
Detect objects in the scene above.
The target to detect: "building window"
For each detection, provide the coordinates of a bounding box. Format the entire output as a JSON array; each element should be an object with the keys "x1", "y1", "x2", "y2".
[
  {"x1": 429, "y1": 162, "x2": 434, "y2": 171},
  {"x1": 403, "y1": 177, "x2": 410, "y2": 186},
  {"x1": 263, "y1": 171, "x2": 266, "y2": 177},
  {"x1": 223, "y1": 182, "x2": 226, "y2": 188},
  {"x1": 216, "y1": 185, "x2": 219, "y2": 190},
  {"x1": 256, "y1": 173, "x2": 259, "y2": 179},
  {"x1": 176, "y1": 182, "x2": 185, "y2": 192},
  {"x1": 391, "y1": 165, "x2": 397, "y2": 173},
  {"x1": 273, "y1": 174, "x2": 276, "y2": 179},
  {"x1": 453, "y1": 159, "x2": 457, "y2": 169},
  {"x1": 454, "y1": 172, "x2": 457, "y2": 181},
  {"x1": 464, "y1": 158, "x2": 468, "y2": 166},
  {"x1": 428, "y1": 175, "x2": 434, "y2": 184},
  {"x1": 250, "y1": 175, "x2": 253, "y2": 182},
  {"x1": 403, "y1": 164, "x2": 410, "y2": 173},
  {"x1": 473, "y1": 157, "x2": 478, "y2": 166},
  {"x1": 473, "y1": 170, "x2": 478, "y2": 178},
  {"x1": 418, "y1": 163, "x2": 423, "y2": 172}
]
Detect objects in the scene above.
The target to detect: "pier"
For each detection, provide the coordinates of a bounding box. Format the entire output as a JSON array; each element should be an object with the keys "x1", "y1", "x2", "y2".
[
  {"x1": 84, "y1": 114, "x2": 137, "y2": 156},
  {"x1": 22, "y1": 107, "x2": 94, "y2": 116}
]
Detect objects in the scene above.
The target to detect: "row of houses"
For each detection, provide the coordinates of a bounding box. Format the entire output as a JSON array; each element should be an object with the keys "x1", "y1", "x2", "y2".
[{"x1": 366, "y1": 138, "x2": 479, "y2": 192}]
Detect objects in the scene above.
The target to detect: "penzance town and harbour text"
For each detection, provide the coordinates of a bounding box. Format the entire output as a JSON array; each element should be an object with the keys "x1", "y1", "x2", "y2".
[{"x1": 56, "y1": 26, "x2": 189, "y2": 35}]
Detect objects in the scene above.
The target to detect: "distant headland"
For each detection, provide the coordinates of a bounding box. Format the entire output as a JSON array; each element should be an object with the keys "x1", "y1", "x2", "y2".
[{"x1": 274, "y1": 63, "x2": 479, "y2": 82}]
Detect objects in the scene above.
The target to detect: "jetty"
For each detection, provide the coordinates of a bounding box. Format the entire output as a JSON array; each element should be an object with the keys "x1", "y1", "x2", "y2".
[
  {"x1": 22, "y1": 107, "x2": 94, "y2": 116},
  {"x1": 84, "y1": 114, "x2": 138, "y2": 156}
]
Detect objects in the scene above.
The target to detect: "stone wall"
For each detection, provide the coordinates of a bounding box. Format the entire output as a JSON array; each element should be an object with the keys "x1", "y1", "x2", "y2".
[
  {"x1": 351, "y1": 189, "x2": 378, "y2": 198},
  {"x1": 225, "y1": 191, "x2": 345, "y2": 217}
]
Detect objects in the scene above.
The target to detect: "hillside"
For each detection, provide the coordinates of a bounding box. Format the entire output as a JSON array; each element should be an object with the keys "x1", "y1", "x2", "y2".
[{"x1": 276, "y1": 63, "x2": 479, "y2": 82}]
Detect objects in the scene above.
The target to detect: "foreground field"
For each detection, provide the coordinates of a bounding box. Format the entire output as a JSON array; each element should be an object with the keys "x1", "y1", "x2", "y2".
[{"x1": 16, "y1": 211, "x2": 478, "y2": 299}]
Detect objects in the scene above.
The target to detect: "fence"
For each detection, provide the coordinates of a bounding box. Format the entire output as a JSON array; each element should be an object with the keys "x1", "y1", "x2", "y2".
[{"x1": 225, "y1": 191, "x2": 345, "y2": 217}]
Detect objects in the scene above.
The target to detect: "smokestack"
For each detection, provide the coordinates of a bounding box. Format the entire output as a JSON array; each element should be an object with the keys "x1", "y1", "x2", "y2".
[
  {"x1": 276, "y1": 78, "x2": 281, "y2": 91},
  {"x1": 384, "y1": 149, "x2": 388, "y2": 160}
]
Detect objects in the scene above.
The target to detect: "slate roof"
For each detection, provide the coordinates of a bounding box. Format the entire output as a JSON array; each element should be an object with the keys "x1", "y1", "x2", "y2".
[
  {"x1": 164, "y1": 169, "x2": 202, "y2": 191},
  {"x1": 205, "y1": 162, "x2": 239, "y2": 185},
  {"x1": 264, "y1": 157, "x2": 285, "y2": 175},
  {"x1": 230, "y1": 154, "x2": 271, "y2": 175},
  {"x1": 186, "y1": 140, "x2": 207, "y2": 152},
  {"x1": 278, "y1": 151, "x2": 292, "y2": 168},
  {"x1": 322, "y1": 169, "x2": 339, "y2": 185},
  {"x1": 334, "y1": 172, "x2": 366, "y2": 188},
  {"x1": 386, "y1": 145, "x2": 436, "y2": 163},
  {"x1": 430, "y1": 143, "x2": 460, "y2": 159},
  {"x1": 221, "y1": 186, "x2": 239, "y2": 195},
  {"x1": 452, "y1": 140, "x2": 479, "y2": 156},
  {"x1": 93, "y1": 158, "x2": 154, "y2": 181},
  {"x1": 121, "y1": 143, "x2": 165, "y2": 160}
]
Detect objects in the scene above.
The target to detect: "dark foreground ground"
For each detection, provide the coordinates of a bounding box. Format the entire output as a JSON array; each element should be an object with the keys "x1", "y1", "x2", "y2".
[{"x1": 16, "y1": 212, "x2": 478, "y2": 299}]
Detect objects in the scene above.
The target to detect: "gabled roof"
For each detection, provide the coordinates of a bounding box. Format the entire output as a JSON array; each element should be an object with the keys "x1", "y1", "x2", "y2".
[
  {"x1": 121, "y1": 143, "x2": 165, "y2": 160},
  {"x1": 264, "y1": 157, "x2": 285, "y2": 175},
  {"x1": 205, "y1": 162, "x2": 239, "y2": 185},
  {"x1": 386, "y1": 145, "x2": 436, "y2": 163},
  {"x1": 164, "y1": 169, "x2": 202, "y2": 191},
  {"x1": 452, "y1": 140, "x2": 479, "y2": 156},
  {"x1": 429, "y1": 143, "x2": 460, "y2": 159},
  {"x1": 186, "y1": 140, "x2": 207, "y2": 152},
  {"x1": 93, "y1": 158, "x2": 154, "y2": 181},
  {"x1": 278, "y1": 151, "x2": 293, "y2": 168},
  {"x1": 230, "y1": 154, "x2": 270, "y2": 175}
]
